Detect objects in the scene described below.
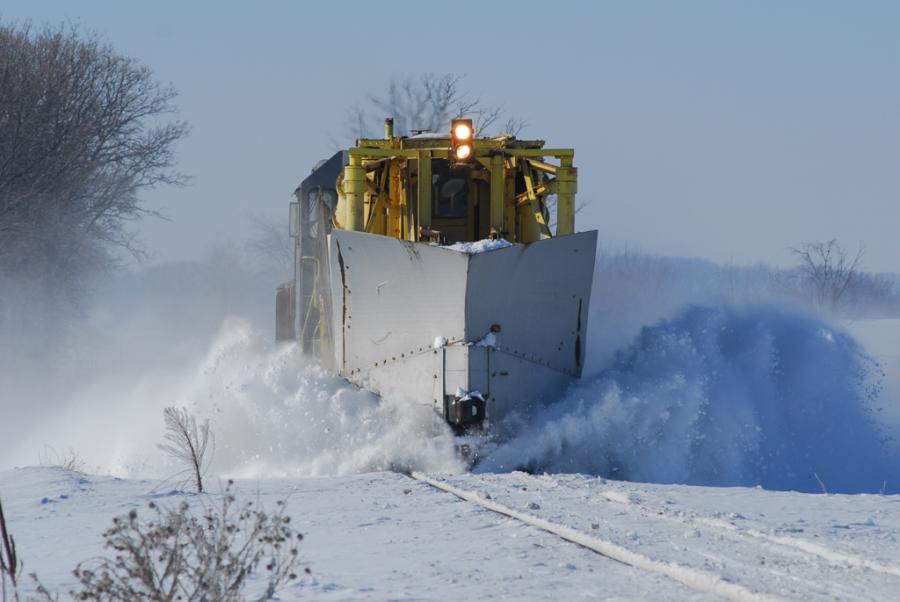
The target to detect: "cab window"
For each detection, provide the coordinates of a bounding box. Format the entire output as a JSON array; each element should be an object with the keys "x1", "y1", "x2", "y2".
[{"x1": 432, "y1": 162, "x2": 468, "y2": 219}]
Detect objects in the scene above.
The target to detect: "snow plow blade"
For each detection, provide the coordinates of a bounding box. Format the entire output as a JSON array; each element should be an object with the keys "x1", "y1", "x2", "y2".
[{"x1": 328, "y1": 229, "x2": 597, "y2": 437}]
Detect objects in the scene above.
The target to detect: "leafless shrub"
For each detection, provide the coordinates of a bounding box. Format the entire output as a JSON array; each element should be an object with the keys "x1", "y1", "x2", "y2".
[
  {"x1": 1, "y1": 497, "x2": 22, "y2": 602},
  {"x1": 38, "y1": 446, "x2": 86, "y2": 473},
  {"x1": 791, "y1": 239, "x2": 864, "y2": 312},
  {"x1": 70, "y1": 481, "x2": 305, "y2": 601},
  {"x1": 158, "y1": 407, "x2": 213, "y2": 494}
]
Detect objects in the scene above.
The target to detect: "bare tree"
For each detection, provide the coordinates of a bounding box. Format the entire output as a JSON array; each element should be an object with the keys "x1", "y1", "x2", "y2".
[
  {"x1": 498, "y1": 116, "x2": 528, "y2": 138},
  {"x1": 38, "y1": 446, "x2": 86, "y2": 473},
  {"x1": 345, "y1": 73, "x2": 521, "y2": 140},
  {"x1": 245, "y1": 212, "x2": 293, "y2": 277},
  {"x1": 158, "y1": 407, "x2": 213, "y2": 493},
  {"x1": 791, "y1": 239, "x2": 864, "y2": 312},
  {"x1": 0, "y1": 20, "x2": 187, "y2": 289}
]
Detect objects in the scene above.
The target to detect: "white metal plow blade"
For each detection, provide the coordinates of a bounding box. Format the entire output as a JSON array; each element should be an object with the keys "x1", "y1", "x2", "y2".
[{"x1": 329, "y1": 230, "x2": 597, "y2": 434}]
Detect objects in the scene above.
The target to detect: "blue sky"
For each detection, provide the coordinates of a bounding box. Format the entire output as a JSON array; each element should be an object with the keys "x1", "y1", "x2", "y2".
[{"x1": 3, "y1": 1, "x2": 899, "y2": 270}]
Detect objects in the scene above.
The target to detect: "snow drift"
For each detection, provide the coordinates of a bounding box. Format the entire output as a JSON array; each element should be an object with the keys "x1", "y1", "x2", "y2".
[{"x1": 479, "y1": 305, "x2": 896, "y2": 494}]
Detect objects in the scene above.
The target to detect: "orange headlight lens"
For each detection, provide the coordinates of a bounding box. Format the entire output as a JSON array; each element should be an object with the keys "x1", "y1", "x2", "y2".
[{"x1": 454, "y1": 123, "x2": 472, "y2": 140}]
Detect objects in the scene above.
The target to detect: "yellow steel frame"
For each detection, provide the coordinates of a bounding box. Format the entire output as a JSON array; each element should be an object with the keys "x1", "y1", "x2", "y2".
[{"x1": 336, "y1": 136, "x2": 577, "y2": 244}]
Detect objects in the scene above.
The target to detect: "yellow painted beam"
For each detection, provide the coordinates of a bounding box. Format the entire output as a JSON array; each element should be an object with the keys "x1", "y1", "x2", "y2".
[
  {"x1": 490, "y1": 154, "x2": 505, "y2": 235},
  {"x1": 390, "y1": 160, "x2": 404, "y2": 239},
  {"x1": 417, "y1": 150, "x2": 432, "y2": 235},
  {"x1": 343, "y1": 156, "x2": 365, "y2": 232},
  {"x1": 525, "y1": 158, "x2": 558, "y2": 174},
  {"x1": 504, "y1": 160, "x2": 516, "y2": 242},
  {"x1": 556, "y1": 166, "x2": 577, "y2": 236}
]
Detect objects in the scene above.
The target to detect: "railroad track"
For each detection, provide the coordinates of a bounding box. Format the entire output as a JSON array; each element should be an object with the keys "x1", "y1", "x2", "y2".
[
  {"x1": 409, "y1": 472, "x2": 777, "y2": 602},
  {"x1": 583, "y1": 478, "x2": 900, "y2": 580},
  {"x1": 407, "y1": 471, "x2": 900, "y2": 602}
]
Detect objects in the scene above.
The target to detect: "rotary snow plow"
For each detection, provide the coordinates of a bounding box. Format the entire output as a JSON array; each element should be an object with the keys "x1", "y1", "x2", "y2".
[{"x1": 277, "y1": 118, "x2": 596, "y2": 448}]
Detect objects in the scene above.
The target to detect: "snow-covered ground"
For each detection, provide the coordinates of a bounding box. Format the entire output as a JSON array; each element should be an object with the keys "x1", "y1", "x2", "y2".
[{"x1": 3, "y1": 466, "x2": 900, "y2": 601}]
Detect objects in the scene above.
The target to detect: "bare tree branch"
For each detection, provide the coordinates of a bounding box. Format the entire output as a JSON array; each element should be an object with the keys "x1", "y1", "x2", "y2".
[
  {"x1": 346, "y1": 73, "x2": 523, "y2": 140},
  {"x1": 791, "y1": 239, "x2": 864, "y2": 312},
  {"x1": 1, "y1": 496, "x2": 22, "y2": 599},
  {"x1": 245, "y1": 212, "x2": 293, "y2": 276},
  {"x1": 0, "y1": 20, "x2": 188, "y2": 291}
]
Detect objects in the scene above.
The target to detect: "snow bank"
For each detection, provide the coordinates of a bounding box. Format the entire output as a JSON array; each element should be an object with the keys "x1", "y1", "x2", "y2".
[
  {"x1": 443, "y1": 238, "x2": 513, "y2": 254},
  {"x1": 480, "y1": 305, "x2": 897, "y2": 494}
]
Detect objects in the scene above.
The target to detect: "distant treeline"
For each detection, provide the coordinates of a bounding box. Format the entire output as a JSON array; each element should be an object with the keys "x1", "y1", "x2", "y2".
[{"x1": 594, "y1": 247, "x2": 900, "y2": 322}]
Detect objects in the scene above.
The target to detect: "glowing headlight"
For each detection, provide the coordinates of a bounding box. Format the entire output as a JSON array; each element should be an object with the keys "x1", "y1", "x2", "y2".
[
  {"x1": 454, "y1": 123, "x2": 472, "y2": 140},
  {"x1": 450, "y1": 118, "x2": 475, "y2": 162}
]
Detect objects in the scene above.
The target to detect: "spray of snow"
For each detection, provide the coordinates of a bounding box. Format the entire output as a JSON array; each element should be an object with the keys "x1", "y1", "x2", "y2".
[
  {"x1": 7, "y1": 317, "x2": 461, "y2": 478},
  {"x1": 184, "y1": 319, "x2": 462, "y2": 477},
  {"x1": 479, "y1": 305, "x2": 897, "y2": 494}
]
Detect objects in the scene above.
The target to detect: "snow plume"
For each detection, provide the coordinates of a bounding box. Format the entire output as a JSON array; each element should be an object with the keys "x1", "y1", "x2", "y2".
[
  {"x1": 5, "y1": 317, "x2": 460, "y2": 478},
  {"x1": 182, "y1": 319, "x2": 461, "y2": 477},
  {"x1": 480, "y1": 305, "x2": 897, "y2": 494}
]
